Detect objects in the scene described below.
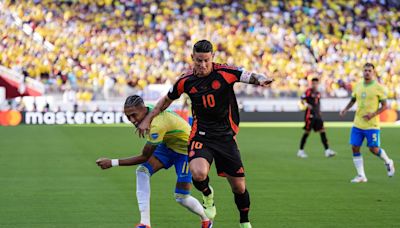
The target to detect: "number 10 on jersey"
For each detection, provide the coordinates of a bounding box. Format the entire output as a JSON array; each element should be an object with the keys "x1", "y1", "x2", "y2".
[{"x1": 202, "y1": 94, "x2": 215, "y2": 108}]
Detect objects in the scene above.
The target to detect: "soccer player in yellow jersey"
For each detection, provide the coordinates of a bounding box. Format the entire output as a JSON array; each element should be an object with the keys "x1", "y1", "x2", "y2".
[
  {"x1": 340, "y1": 63, "x2": 395, "y2": 183},
  {"x1": 96, "y1": 95, "x2": 212, "y2": 228}
]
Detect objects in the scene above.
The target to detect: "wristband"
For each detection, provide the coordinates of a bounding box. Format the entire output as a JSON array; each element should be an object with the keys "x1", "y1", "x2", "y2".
[{"x1": 111, "y1": 159, "x2": 119, "y2": 167}]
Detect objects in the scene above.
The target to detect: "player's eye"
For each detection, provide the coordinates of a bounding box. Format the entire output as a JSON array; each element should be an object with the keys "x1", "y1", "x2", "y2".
[{"x1": 126, "y1": 113, "x2": 136, "y2": 118}]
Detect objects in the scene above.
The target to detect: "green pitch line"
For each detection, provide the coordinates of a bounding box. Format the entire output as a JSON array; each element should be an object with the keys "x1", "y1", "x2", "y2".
[
  {"x1": 59, "y1": 122, "x2": 400, "y2": 128},
  {"x1": 239, "y1": 122, "x2": 400, "y2": 128}
]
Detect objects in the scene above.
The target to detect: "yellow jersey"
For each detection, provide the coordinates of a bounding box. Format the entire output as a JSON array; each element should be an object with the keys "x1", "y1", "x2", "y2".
[
  {"x1": 352, "y1": 80, "x2": 387, "y2": 129},
  {"x1": 146, "y1": 106, "x2": 190, "y2": 154}
]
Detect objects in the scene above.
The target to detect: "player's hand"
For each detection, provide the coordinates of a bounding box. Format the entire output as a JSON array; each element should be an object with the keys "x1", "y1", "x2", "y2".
[
  {"x1": 260, "y1": 78, "x2": 274, "y2": 87},
  {"x1": 362, "y1": 113, "x2": 374, "y2": 121},
  {"x1": 137, "y1": 117, "x2": 151, "y2": 138},
  {"x1": 96, "y1": 158, "x2": 112, "y2": 169},
  {"x1": 339, "y1": 109, "x2": 347, "y2": 117}
]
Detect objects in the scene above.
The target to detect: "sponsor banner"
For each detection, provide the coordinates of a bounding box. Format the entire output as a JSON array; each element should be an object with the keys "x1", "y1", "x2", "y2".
[
  {"x1": 0, "y1": 110, "x2": 397, "y2": 126},
  {"x1": 0, "y1": 111, "x2": 131, "y2": 126},
  {"x1": 0, "y1": 110, "x2": 189, "y2": 126},
  {"x1": 23, "y1": 111, "x2": 131, "y2": 125}
]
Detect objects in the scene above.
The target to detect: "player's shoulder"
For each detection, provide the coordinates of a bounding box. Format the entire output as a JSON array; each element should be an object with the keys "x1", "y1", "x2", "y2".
[
  {"x1": 304, "y1": 88, "x2": 312, "y2": 96},
  {"x1": 375, "y1": 81, "x2": 386, "y2": 89},
  {"x1": 178, "y1": 69, "x2": 194, "y2": 79},
  {"x1": 353, "y1": 81, "x2": 363, "y2": 89},
  {"x1": 213, "y1": 62, "x2": 240, "y2": 71},
  {"x1": 172, "y1": 70, "x2": 194, "y2": 85},
  {"x1": 150, "y1": 114, "x2": 166, "y2": 130}
]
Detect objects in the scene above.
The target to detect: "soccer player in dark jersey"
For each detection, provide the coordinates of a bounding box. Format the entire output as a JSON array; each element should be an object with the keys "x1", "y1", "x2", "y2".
[
  {"x1": 137, "y1": 40, "x2": 273, "y2": 228},
  {"x1": 297, "y1": 78, "x2": 336, "y2": 158}
]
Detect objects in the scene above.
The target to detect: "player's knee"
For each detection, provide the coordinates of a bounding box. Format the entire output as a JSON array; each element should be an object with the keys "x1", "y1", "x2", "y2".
[
  {"x1": 136, "y1": 165, "x2": 151, "y2": 176},
  {"x1": 174, "y1": 193, "x2": 188, "y2": 204},
  {"x1": 231, "y1": 183, "x2": 246, "y2": 194},
  {"x1": 369, "y1": 147, "x2": 379, "y2": 154},
  {"x1": 232, "y1": 185, "x2": 246, "y2": 194},
  {"x1": 191, "y1": 169, "x2": 208, "y2": 181},
  {"x1": 351, "y1": 146, "x2": 360, "y2": 153}
]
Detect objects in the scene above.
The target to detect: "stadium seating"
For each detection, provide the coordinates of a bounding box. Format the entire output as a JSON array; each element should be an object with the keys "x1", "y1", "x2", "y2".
[{"x1": 0, "y1": 0, "x2": 399, "y2": 99}]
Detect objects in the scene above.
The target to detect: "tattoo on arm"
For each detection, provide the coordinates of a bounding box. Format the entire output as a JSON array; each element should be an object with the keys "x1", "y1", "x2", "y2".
[
  {"x1": 247, "y1": 73, "x2": 272, "y2": 85},
  {"x1": 240, "y1": 70, "x2": 271, "y2": 85}
]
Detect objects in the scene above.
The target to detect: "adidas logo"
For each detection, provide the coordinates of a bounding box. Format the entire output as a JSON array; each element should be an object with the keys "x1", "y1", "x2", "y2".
[{"x1": 189, "y1": 87, "x2": 198, "y2": 94}]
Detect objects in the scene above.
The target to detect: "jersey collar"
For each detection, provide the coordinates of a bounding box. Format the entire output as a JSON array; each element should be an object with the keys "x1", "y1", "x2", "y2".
[{"x1": 363, "y1": 79, "x2": 376, "y2": 87}]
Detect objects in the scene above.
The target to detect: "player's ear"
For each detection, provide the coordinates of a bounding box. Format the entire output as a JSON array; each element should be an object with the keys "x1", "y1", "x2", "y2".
[{"x1": 191, "y1": 53, "x2": 194, "y2": 61}]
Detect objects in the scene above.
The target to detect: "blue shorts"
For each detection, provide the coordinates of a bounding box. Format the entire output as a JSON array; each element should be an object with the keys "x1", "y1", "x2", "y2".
[
  {"x1": 350, "y1": 127, "x2": 380, "y2": 147},
  {"x1": 142, "y1": 143, "x2": 191, "y2": 194}
]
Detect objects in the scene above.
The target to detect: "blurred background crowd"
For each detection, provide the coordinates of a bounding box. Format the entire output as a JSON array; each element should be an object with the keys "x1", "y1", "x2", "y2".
[{"x1": 1, "y1": 0, "x2": 400, "y2": 102}]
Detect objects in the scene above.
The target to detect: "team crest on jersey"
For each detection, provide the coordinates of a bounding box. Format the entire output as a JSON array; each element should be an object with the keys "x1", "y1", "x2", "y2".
[
  {"x1": 212, "y1": 80, "x2": 221, "y2": 90},
  {"x1": 361, "y1": 92, "x2": 366, "y2": 99},
  {"x1": 189, "y1": 150, "x2": 195, "y2": 157},
  {"x1": 151, "y1": 133, "x2": 159, "y2": 140}
]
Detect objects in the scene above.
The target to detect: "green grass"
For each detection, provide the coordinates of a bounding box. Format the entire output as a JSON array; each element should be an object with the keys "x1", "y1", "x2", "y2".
[{"x1": 0, "y1": 124, "x2": 399, "y2": 228}]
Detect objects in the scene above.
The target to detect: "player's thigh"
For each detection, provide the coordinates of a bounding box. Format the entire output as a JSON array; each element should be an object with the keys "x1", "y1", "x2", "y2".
[
  {"x1": 226, "y1": 175, "x2": 246, "y2": 194},
  {"x1": 313, "y1": 118, "x2": 324, "y2": 132},
  {"x1": 143, "y1": 144, "x2": 174, "y2": 174},
  {"x1": 143, "y1": 155, "x2": 164, "y2": 174},
  {"x1": 188, "y1": 139, "x2": 213, "y2": 178},
  {"x1": 350, "y1": 127, "x2": 364, "y2": 147},
  {"x1": 303, "y1": 118, "x2": 312, "y2": 131},
  {"x1": 365, "y1": 129, "x2": 380, "y2": 148},
  {"x1": 172, "y1": 152, "x2": 192, "y2": 184},
  {"x1": 213, "y1": 138, "x2": 245, "y2": 178}
]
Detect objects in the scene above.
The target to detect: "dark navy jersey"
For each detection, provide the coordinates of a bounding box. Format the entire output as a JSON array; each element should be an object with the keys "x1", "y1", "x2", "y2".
[
  {"x1": 301, "y1": 88, "x2": 321, "y2": 119},
  {"x1": 168, "y1": 63, "x2": 244, "y2": 139}
]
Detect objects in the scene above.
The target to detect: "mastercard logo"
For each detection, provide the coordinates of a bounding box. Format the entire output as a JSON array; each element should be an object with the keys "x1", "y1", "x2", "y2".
[{"x1": 0, "y1": 110, "x2": 22, "y2": 126}]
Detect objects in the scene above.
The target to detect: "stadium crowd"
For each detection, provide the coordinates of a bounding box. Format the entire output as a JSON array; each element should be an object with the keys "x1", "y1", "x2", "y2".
[{"x1": 1, "y1": 0, "x2": 399, "y2": 100}]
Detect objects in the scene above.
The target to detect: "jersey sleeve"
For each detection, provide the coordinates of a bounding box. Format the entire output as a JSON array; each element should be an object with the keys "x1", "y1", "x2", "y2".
[
  {"x1": 214, "y1": 64, "x2": 243, "y2": 85},
  {"x1": 377, "y1": 84, "x2": 388, "y2": 101},
  {"x1": 300, "y1": 90, "x2": 308, "y2": 100},
  {"x1": 351, "y1": 84, "x2": 357, "y2": 99},
  {"x1": 301, "y1": 89, "x2": 311, "y2": 101},
  {"x1": 167, "y1": 76, "x2": 189, "y2": 100},
  {"x1": 146, "y1": 119, "x2": 166, "y2": 145}
]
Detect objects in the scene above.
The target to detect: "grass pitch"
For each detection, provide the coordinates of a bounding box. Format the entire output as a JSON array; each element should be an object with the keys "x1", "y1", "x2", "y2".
[{"x1": 0, "y1": 124, "x2": 399, "y2": 228}]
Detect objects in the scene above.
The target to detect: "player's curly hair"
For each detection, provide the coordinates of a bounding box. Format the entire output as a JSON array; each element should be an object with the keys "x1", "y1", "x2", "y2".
[
  {"x1": 193, "y1": 40, "x2": 213, "y2": 53},
  {"x1": 124, "y1": 95, "x2": 144, "y2": 107}
]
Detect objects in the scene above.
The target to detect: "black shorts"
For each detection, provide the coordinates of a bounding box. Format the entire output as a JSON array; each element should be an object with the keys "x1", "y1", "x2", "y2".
[
  {"x1": 304, "y1": 118, "x2": 324, "y2": 131},
  {"x1": 188, "y1": 136, "x2": 245, "y2": 177}
]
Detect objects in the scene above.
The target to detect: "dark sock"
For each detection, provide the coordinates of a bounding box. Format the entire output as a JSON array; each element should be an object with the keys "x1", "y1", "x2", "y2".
[
  {"x1": 234, "y1": 189, "x2": 250, "y2": 223},
  {"x1": 300, "y1": 133, "x2": 309, "y2": 150},
  {"x1": 192, "y1": 176, "x2": 211, "y2": 196},
  {"x1": 320, "y1": 132, "x2": 329, "y2": 150}
]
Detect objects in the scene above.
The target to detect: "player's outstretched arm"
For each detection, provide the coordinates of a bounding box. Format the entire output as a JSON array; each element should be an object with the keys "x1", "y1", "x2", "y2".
[
  {"x1": 95, "y1": 144, "x2": 157, "y2": 169},
  {"x1": 137, "y1": 95, "x2": 173, "y2": 138},
  {"x1": 240, "y1": 71, "x2": 274, "y2": 87},
  {"x1": 340, "y1": 97, "x2": 356, "y2": 117}
]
